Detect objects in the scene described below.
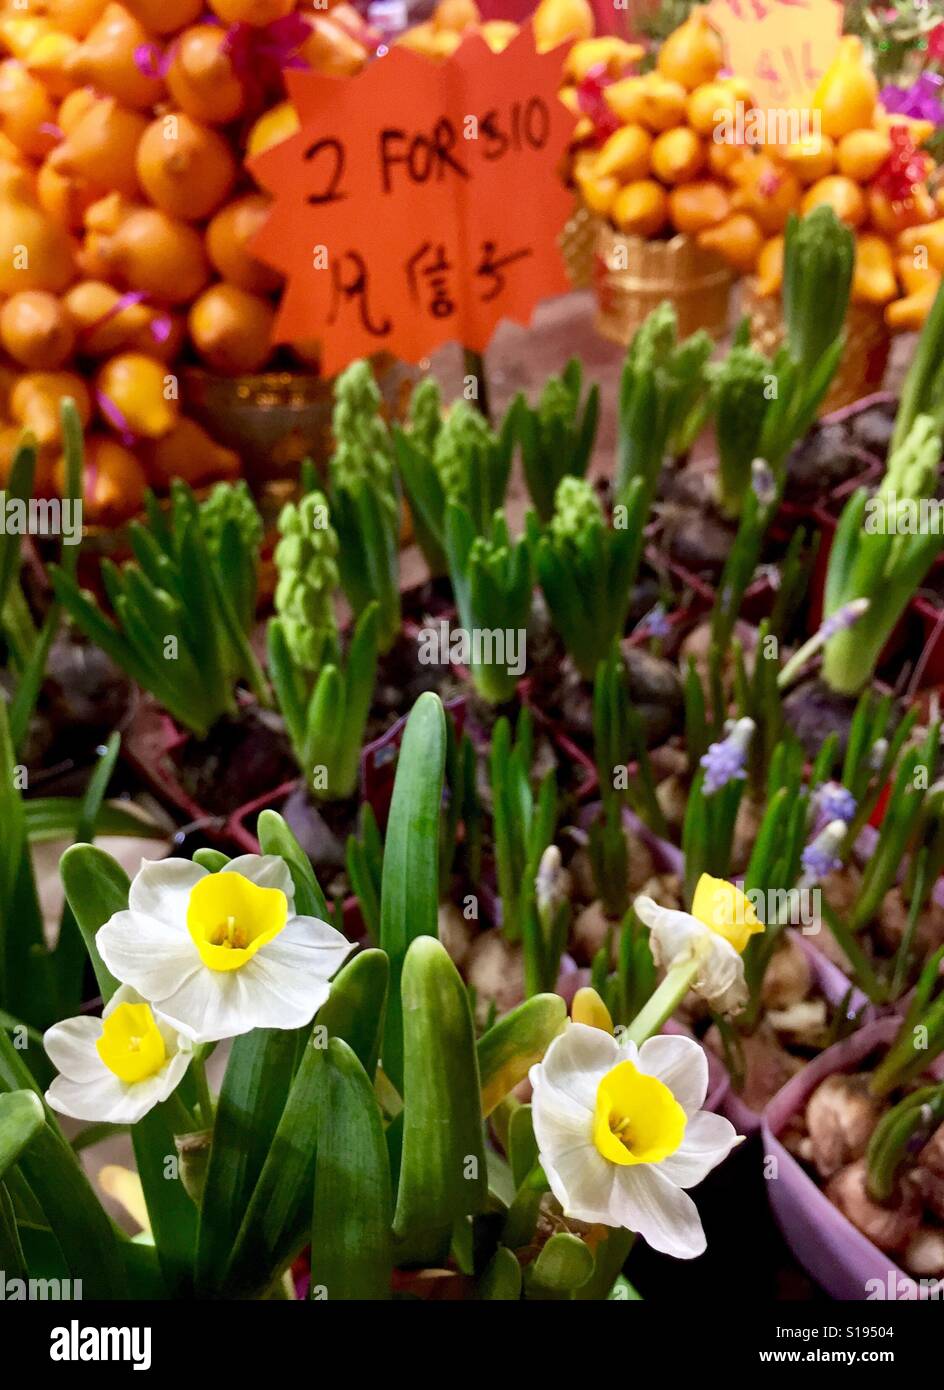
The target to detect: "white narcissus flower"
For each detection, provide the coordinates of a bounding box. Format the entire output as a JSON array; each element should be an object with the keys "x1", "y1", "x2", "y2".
[
  {"x1": 634, "y1": 874, "x2": 764, "y2": 1017},
  {"x1": 529, "y1": 1023, "x2": 741, "y2": 1258},
  {"x1": 44, "y1": 985, "x2": 192, "y2": 1125},
  {"x1": 96, "y1": 854, "x2": 352, "y2": 1044}
]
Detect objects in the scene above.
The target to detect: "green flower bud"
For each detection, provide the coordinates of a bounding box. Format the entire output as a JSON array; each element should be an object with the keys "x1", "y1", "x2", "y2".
[
  {"x1": 537, "y1": 372, "x2": 578, "y2": 431},
  {"x1": 274, "y1": 490, "x2": 340, "y2": 672},
  {"x1": 331, "y1": 360, "x2": 397, "y2": 520},
  {"x1": 199, "y1": 480, "x2": 263, "y2": 560},
  {"x1": 433, "y1": 399, "x2": 497, "y2": 505},
  {"x1": 549, "y1": 475, "x2": 602, "y2": 544},
  {"x1": 408, "y1": 377, "x2": 443, "y2": 458}
]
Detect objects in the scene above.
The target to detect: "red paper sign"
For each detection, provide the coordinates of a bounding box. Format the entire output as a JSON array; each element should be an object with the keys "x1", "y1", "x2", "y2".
[
  {"x1": 251, "y1": 27, "x2": 576, "y2": 375},
  {"x1": 705, "y1": 0, "x2": 842, "y2": 114}
]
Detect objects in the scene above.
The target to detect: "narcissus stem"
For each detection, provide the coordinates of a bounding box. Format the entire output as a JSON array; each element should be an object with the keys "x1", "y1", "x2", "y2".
[{"x1": 622, "y1": 958, "x2": 700, "y2": 1047}]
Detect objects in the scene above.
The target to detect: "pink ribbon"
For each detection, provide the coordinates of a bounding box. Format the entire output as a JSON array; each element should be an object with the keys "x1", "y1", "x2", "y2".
[
  {"x1": 96, "y1": 389, "x2": 138, "y2": 447},
  {"x1": 133, "y1": 41, "x2": 175, "y2": 78},
  {"x1": 82, "y1": 291, "x2": 172, "y2": 356}
]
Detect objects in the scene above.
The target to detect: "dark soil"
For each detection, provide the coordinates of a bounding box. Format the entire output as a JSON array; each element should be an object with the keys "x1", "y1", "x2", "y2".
[
  {"x1": 785, "y1": 422, "x2": 879, "y2": 505},
  {"x1": 173, "y1": 706, "x2": 297, "y2": 819},
  {"x1": 658, "y1": 470, "x2": 737, "y2": 581},
  {"x1": 845, "y1": 400, "x2": 896, "y2": 460},
  {"x1": 782, "y1": 678, "x2": 865, "y2": 760},
  {"x1": 12, "y1": 630, "x2": 134, "y2": 786}
]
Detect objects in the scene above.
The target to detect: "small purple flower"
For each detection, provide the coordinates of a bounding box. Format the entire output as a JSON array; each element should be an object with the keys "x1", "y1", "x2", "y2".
[
  {"x1": 799, "y1": 819, "x2": 847, "y2": 887},
  {"x1": 814, "y1": 781, "x2": 857, "y2": 825},
  {"x1": 637, "y1": 602, "x2": 671, "y2": 640},
  {"x1": 700, "y1": 718, "x2": 754, "y2": 795},
  {"x1": 751, "y1": 458, "x2": 776, "y2": 509},
  {"x1": 801, "y1": 843, "x2": 842, "y2": 880},
  {"x1": 820, "y1": 598, "x2": 869, "y2": 642}
]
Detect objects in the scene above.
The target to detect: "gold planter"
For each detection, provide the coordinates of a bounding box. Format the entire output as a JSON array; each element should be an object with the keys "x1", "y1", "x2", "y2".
[
  {"x1": 181, "y1": 354, "x2": 418, "y2": 488},
  {"x1": 592, "y1": 225, "x2": 734, "y2": 344},
  {"x1": 560, "y1": 199, "x2": 601, "y2": 291},
  {"x1": 743, "y1": 278, "x2": 891, "y2": 416}
]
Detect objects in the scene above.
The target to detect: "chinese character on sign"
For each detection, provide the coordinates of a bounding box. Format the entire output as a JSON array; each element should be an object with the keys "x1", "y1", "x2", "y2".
[
  {"x1": 475, "y1": 240, "x2": 532, "y2": 303},
  {"x1": 405, "y1": 242, "x2": 456, "y2": 320},
  {"x1": 328, "y1": 250, "x2": 392, "y2": 338}
]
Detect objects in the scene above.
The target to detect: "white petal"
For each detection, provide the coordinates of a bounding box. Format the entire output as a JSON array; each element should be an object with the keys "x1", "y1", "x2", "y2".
[
  {"x1": 223, "y1": 854, "x2": 296, "y2": 907},
  {"x1": 97, "y1": 910, "x2": 201, "y2": 1003},
  {"x1": 530, "y1": 1022, "x2": 619, "y2": 1114},
  {"x1": 613, "y1": 1164, "x2": 707, "y2": 1258},
  {"x1": 541, "y1": 1137, "x2": 621, "y2": 1226},
  {"x1": 133, "y1": 1049, "x2": 193, "y2": 1116},
  {"x1": 152, "y1": 945, "x2": 334, "y2": 1045},
  {"x1": 128, "y1": 858, "x2": 206, "y2": 931},
  {"x1": 531, "y1": 1067, "x2": 596, "y2": 1159},
  {"x1": 46, "y1": 1069, "x2": 131, "y2": 1123},
  {"x1": 656, "y1": 1111, "x2": 742, "y2": 1189},
  {"x1": 263, "y1": 914, "x2": 352, "y2": 977},
  {"x1": 636, "y1": 1034, "x2": 708, "y2": 1116},
  {"x1": 636, "y1": 896, "x2": 747, "y2": 1016},
  {"x1": 149, "y1": 969, "x2": 242, "y2": 1044},
  {"x1": 43, "y1": 1016, "x2": 103, "y2": 1083},
  {"x1": 700, "y1": 936, "x2": 748, "y2": 1015},
  {"x1": 237, "y1": 947, "x2": 340, "y2": 1030},
  {"x1": 102, "y1": 982, "x2": 150, "y2": 1018}
]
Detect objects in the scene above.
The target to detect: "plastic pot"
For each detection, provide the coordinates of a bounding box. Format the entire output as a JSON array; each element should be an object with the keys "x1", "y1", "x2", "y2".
[
  {"x1": 762, "y1": 1016, "x2": 944, "y2": 1300},
  {"x1": 718, "y1": 929, "x2": 871, "y2": 1139}
]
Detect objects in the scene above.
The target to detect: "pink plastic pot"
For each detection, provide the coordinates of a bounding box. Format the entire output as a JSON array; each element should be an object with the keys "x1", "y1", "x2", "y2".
[
  {"x1": 719, "y1": 930, "x2": 872, "y2": 1138},
  {"x1": 762, "y1": 1016, "x2": 944, "y2": 1300}
]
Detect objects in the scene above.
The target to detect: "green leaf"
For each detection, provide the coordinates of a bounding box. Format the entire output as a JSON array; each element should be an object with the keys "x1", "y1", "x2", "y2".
[
  {"x1": 257, "y1": 810, "x2": 329, "y2": 919},
  {"x1": 195, "y1": 1028, "x2": 296, "y2": 1294},
  {"x1": 310, "y1": 1038, "x2": 392, "y2": 1300},
  {"x1": 225, "y1": 949, "x2": 389, "y2": 1294},
  {"x1": 0, "y1": 1181, "x2": 26, "y2": 1281},
  {"x1": 59, "y1": 844, "x2": 127, "y2": 1002},
  {"x1": 15, "y1": 1120, "x2": 126, "y2": 1298},
  {"x1": 0, "y1": 1091, "x2": 44, "y2": 1178},
  {"x1": 508, "y1": 1104, "x2": 537, "y2": 1191},
  {"x1": 0, "y1": 437, "x2": 35, "y2": 621},
  {"x1": 380, "y1": 692, "x2": 447, "y2": 1091},
  {"x1": 393, "y1": 937, "x2": 487, "y2": 1262},
  {"x1": 192, "y1": 848, "x2": 231, "y2": 873},
  {"x1": 25, "y1": 799, "x2": 163, "y2": 845},
  {"x1": 477, "y1": 994, "x2": 566, "y2": 1117},
  {"x1": 132, "y1": 1105, "x2": 197, "y2": 1297}
]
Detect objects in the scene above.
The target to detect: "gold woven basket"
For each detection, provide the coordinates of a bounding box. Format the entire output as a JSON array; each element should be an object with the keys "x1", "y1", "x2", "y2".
[
  {"x1": 743, "y1": 278, "x2": 891, "y2": 415},
  {"x1": 592, "y1": 224, "x2": 735, "y2": 344},
  {"x1": 560, "y1": 199, "x2": 601, "y2": 291}
]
